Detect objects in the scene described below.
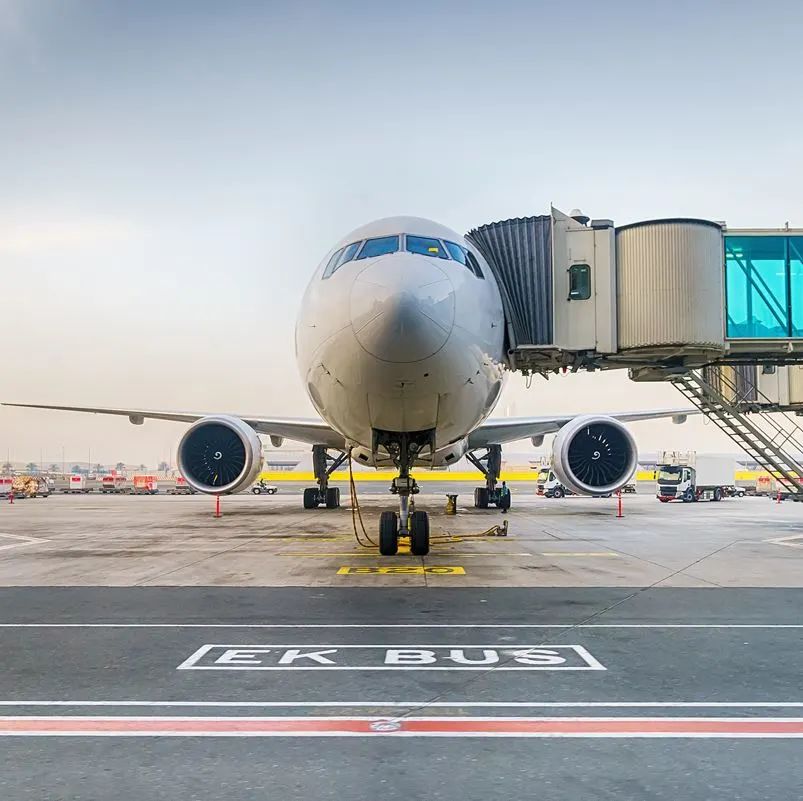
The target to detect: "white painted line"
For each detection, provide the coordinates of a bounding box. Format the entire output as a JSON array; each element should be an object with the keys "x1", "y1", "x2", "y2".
[
  {"x1": 0, "y1": 532, "x2": 50, "y2": 553},
  {"x1": 765, "y1": 534, "x2": 803, "y2": 549},
  {"x1": 1, "y1": 701, "x2": 803, "y2": 709},
  {"x1": 0, "y1": 623, "x2": 802, "y2": 629}
]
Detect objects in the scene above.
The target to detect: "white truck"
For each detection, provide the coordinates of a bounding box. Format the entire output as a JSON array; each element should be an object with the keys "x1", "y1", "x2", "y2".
[
  {"x1": 536, "y1": 463, "x2": 573, "y2": 498},
  {"x1": 656, "y1": 451, "x2": 735, "y2": 503}
]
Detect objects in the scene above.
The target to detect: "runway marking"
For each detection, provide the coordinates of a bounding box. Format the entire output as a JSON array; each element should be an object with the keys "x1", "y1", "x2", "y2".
[
  {"x1": 0, "y1": 532, "x2": 50, "y2": 553},
  {"x1": 176, "y1": 644, "x2": 605, "y2": 671},
  {"x1": 2, "y1": 701, "x2": 803, "y2": 709},
  {"x1": 2, "y1": 623, "x2": 803, "y2": 629},
  {"x1": 336, "y1": 566, "x2": 465, "y2": 575},
  {"x1": 1, "y1": 716, "x2": 802, "y2": 737}
]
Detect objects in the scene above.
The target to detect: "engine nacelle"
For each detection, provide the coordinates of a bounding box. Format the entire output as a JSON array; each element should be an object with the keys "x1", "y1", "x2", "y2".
[
  {"x1": 176, "y1": 415, "x2": 263, "y2": 495},
  {"x1": 551, "y1": 415, "x2": 638, "y2": 496}
]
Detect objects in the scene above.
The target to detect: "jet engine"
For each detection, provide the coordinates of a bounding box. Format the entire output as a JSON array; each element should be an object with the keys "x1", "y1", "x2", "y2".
[
  {"x1": 176, "y1": 415, "x2": 263, "y2": 494},
  {"x1": 551, "y1": 415, "x2": 638, "y2": 496}
]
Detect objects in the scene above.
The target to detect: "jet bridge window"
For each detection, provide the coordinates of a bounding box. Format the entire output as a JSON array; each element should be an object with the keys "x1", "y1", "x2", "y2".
[
  {"x1": 406, "y1": 235, "x2": 449, "y2": 259},
  {"x1": 568, "y1": 263, "x2": 591, "y2": 300},
  {"x1": 355, "y1": 235, "x2": 400, "y2": 260}
]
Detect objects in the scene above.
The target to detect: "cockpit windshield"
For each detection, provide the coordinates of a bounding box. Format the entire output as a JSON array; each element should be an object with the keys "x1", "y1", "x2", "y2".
[
  {"x1": 355, "y1": 235, "x2": 400, "y2": 260},
  {"x1": 406, "y1": 235, "x2": 449, "y2": 259}
]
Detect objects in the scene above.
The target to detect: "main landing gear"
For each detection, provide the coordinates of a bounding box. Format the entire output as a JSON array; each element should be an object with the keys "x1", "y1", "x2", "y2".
[
  {"x1": 302, "y1": 445, "x2": 347, "y2": 509},
  {"x1": 375, "y1": 431, "x2": 431, "y2": 557},
  {"x1": 467, "y1": 445, "x2": 511, "y2": 511}
]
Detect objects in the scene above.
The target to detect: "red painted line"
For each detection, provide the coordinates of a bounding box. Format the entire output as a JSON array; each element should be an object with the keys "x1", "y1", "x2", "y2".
[{"x1": 1, "y1": 716, "x2": 803, "y2": 737}]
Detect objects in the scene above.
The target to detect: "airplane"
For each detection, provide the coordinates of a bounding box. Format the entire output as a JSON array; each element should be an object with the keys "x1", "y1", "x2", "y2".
[{"x1": 4, "y1": 216, "x2": 695, "y2": 557}]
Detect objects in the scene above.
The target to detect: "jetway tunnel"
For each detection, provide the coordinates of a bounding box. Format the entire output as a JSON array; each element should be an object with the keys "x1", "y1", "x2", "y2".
[
  {"x1": 465, "y1": 206, "x2": 803, "y2": 498},
  {"x1": 465, "y1": 207, "x2": 803, "y2": 376}
]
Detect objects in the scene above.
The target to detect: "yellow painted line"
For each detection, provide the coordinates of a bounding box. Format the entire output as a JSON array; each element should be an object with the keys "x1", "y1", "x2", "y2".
[
  {"x1": 337, "y1": 566, "x2": 465, "y2": 575},
  {"x1": 261, "y1": 470, "x2": 771, "y2": 482},
  {"x1": 280, "y1": 552, "x2": 530, "y2": 558}
]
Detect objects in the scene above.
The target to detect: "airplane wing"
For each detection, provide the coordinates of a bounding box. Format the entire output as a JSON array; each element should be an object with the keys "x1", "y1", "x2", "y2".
[
  {"x1": 1, "y1": 403, "x2": 346, "y2": 450},
  {"x1": 467, "y1": 408, "x2": 699, "y2": 449}
]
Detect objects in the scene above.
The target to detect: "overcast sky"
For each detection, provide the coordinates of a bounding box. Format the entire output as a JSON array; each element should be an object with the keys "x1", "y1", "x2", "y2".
[{"x1": 1, "y1": 0, "x2": 800, "y2": 466}]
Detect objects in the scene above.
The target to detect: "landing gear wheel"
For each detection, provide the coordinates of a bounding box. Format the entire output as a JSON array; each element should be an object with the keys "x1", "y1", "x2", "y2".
[
  {"x1": 713, "y1": 487, "x2": 722, "y2": 502},
  {"x1": 379, "y1": 511, "x2": 399, "y2": 556},
  {"x1": 499, "y1": 493, "x2": 511, "y2": 511},
  {"x1": 474, "y1": 487, "x2": 489, "y2": 509},
  {"x1": 409, "y1": 510, "x2": 430, "y2": 556},
  {"x1": 325, "y1": 486, "x2": 340, "y2": 509},
  {"x1": 303, "y1": 487, "x2": 319, "y2": 509},
  {"x1": 553, "y1": 487, "x2": 565, "y2": 499}
]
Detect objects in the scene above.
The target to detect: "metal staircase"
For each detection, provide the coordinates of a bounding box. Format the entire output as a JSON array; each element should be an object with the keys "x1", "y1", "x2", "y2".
[{"x1": 671, "y1": 369, "x2": 803, "y2": 497}]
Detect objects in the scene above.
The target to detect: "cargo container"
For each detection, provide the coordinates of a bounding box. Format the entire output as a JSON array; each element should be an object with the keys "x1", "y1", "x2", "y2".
[
  {"x1": 64, "y1": 474, "x2": 93, "y2": 494},
  {"x1": 132, "y1": 475, "x2": 159, "y2": 495}
]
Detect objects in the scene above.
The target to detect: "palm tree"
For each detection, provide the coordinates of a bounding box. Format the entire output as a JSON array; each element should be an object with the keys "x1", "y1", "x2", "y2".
[
  {"x1": 24, "y1": 462, "x2": 39, "y2": 474},
  {"x1": 93, "y1": 463, "x2": 104, "y2": 475},
  {"x1": 138, "y1": 463, "x2": 147, "y2": 471},
  {"x1": 49, "y1": 464, "x2": 60, "y2": 474},
  {"x1": 71, "y1": 465, "x2": 84, "y2": 474},
  {"x1": 1, "y1": 463, "x2": 12, "y2": 475},
  {"x1": 158, "y1": 461, "x2": 169, "y2": 473},
  {"x1": 115, "y1": 462, "x2": 125, "y2": 472}
]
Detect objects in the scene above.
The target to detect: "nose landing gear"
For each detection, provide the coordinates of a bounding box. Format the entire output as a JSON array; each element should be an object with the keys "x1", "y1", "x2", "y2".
[{"x1": 375, "y1": 430, "x2": 432, "y2": 556}]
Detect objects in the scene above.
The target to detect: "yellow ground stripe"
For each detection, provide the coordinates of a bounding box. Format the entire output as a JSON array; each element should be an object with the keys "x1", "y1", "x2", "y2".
[
  {"x1": 261, "y1": 470, "x2": 775, "y2": 482},
  {"x1": 337, "y1": 566, "x2": 465, "y2": 575}
]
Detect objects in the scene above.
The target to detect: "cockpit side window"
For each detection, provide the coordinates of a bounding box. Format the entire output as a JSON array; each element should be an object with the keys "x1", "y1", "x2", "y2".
[
  {"x1": 322, "y1": 247, "x2": 345, "y2": 279},
  {"x1": 336, "y1": 242, "x2": 360, "y2": 271},
  {"x1": 444, "y1": 240, "x2": 485, "y2": 279},
  {"x1": 465, "y1": 250, "x2": 485, "y2": 279},
  {"x1": 444, "y1": 241, "x2": 467, "y2": 265},
  {"x1": 355, "y1": 235, "x2": 400, "y2": 260},
  {"x1": 406, "y1": 235, "x2": 449, "y2": 259},
  {"x1": 322, "y1": 241, "x2": 361, "y2": 279}
]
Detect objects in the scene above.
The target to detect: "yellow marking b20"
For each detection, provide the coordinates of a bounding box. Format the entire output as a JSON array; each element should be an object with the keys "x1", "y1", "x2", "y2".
[{"x1": 337, "y1": 566, "x2": 465, "y2": 575}]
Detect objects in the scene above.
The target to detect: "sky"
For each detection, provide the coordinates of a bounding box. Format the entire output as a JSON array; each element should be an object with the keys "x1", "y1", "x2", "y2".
[{"x1": 1, "y1": 0, "x2": 800, "y2": 466}]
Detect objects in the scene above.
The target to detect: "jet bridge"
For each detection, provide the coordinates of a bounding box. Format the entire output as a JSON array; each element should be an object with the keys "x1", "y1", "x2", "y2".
[
  {"x1": 467, "y1": 206, "x2": 803, "y2": 498},
  {"x1": 466, "y1": 207, "x2": 803, "y2": 376}
]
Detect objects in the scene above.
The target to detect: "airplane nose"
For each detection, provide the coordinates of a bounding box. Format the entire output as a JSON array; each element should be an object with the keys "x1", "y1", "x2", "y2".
[{"x1": 351, "y1": 257, "x2": 455, "y2": 363}]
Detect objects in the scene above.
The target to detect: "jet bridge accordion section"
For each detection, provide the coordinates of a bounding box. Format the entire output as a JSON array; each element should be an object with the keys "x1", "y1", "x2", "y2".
[
  {"x1": 468, "y1": 206, "x2": 803, "y2": 376},
  {"x1": 466, "y1": 215, "x2": 553, "y2": 349}
]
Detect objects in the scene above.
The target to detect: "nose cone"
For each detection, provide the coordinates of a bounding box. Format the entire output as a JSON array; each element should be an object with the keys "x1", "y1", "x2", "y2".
[{"x1": 351, "y1": 256, "x2": 455, "y2": 363}]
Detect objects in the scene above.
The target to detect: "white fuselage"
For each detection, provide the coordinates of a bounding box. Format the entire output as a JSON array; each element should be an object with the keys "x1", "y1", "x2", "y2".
[{"x1": 295, "y1": 216, "x2": 507, "y2": 467}]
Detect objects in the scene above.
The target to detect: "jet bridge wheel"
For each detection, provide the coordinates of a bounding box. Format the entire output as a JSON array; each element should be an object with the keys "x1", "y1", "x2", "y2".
[
  {"x1": 409, "y1": 510, "x2": 430, "y2": 556},
  {"x1": 379, "y1": 511, "x2": 399, "y2": 556}
]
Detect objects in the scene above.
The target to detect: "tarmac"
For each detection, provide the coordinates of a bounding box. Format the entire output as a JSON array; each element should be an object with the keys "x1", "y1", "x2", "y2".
[{"x1": 1, "y1": 486, "x2": 802, "y2": 799}]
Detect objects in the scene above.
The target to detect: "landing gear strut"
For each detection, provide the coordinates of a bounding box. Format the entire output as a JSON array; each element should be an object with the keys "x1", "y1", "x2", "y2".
[
  {"x1": 375, "y1": 430, "x2": 431, "y2": 556},
  {"x1": 467, "y1": 445, "x2": 510, "y2": 511},
  {"x1": 302, "y1": 445, "x2": 347, "y2": 509}
]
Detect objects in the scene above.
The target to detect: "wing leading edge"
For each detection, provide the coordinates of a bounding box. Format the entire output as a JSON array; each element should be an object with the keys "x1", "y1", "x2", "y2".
[
  {"x1": 467, "y1": 408, "x2": 699, "y2": 449},
  {"x1": 1, "y1": 403, "x2": 346, "y2": 450}
]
